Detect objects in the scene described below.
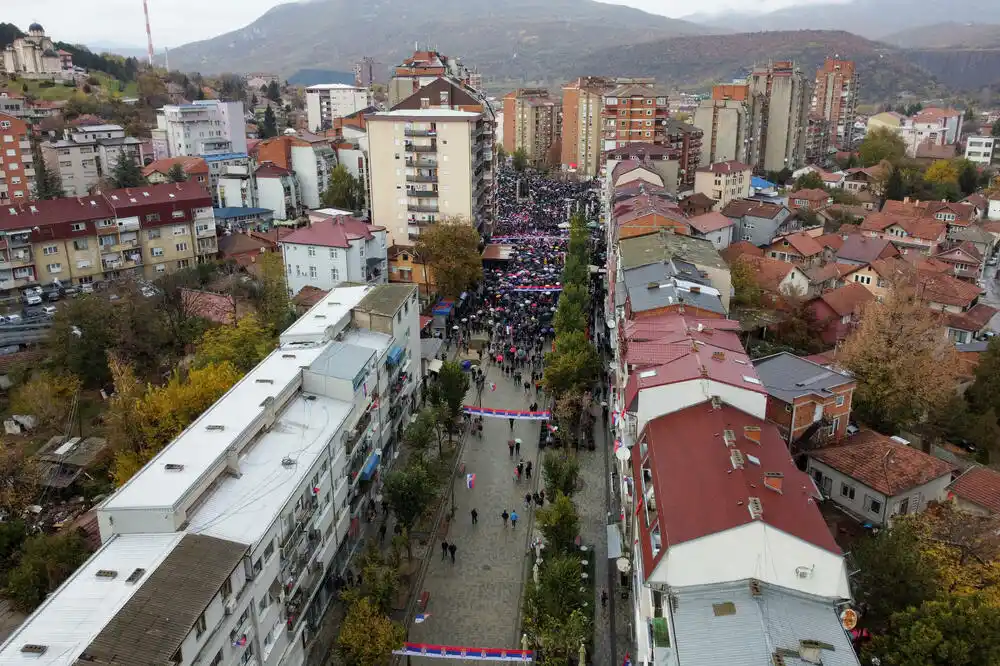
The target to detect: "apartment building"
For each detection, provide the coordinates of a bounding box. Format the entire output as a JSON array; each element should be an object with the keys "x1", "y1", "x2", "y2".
[
  {"x1": 367, "y1": 109, "x2": 493, "y2": 247},
  {"x1": 748, "y1": 61, "x2": 810, "y2": 172},
  {"x1": 0, "y1": 181, "x2": 217, "y2": 292},
  {"x1": 305, "y1": 84, "x2": 373, "y2": 132},
  {"x1": 965, "y1": 135, "x2": 997, "y2": 167},
  {"x1": 694, "y1": 160, "x2": 752, "y2": 211},
  {"x1": 388, "y1": 48, "x2": 483, "y2": 107},
  {"x1": 40, "y1": 124, "x2": 145, "y2": 197},
  {"x1": 152, "y1": 100, "x2": 249, "y2": 160},
  {"x1": 561, "y1": 77, "x2": 616, "y2": 177},
  {"x1": 693, "y1": 84, "x2": 750, "y2": 166},
  {"x1": 280, "y1": 210, "x2": 388, "y2": 295},
  {"x1": 255, "y1": 163, "x2": 303, "y2": 222},
  {"x1": 867, "y1": 108, "x2": 963, "y2": 158},
  {"x1": 502, "y1": 88, "x2": 562, "y2": 168},
  {"x1": 0, "y1": 283, "x2": 422, "y2": 666},
  {"x1": 255, "y1": 134, "x2": 339, "y2": 210},
  {"x1": 600, "y1": 83, "x2": 670, "y2": 152},
  {"x1": 805, "y1": 114, "x2": 833, "y2": 165},
  {"x1": 812, "y1": 58, "x2": 860, "y2": 149},
  {"x1": 0, "y1": 112, "x2": 33, "y2": 203}
]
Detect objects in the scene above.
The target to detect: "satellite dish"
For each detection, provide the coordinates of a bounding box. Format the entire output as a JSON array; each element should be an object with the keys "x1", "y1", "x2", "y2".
[
  {"x1": 615, "y1": 446, "x2": 631, "y2": 462},
  {"x1": 616, "y1": 557, "x2": 631, "y2": 573},
  {"x1": 840, "y1": 608, "x2": 859, "y2": 631}
]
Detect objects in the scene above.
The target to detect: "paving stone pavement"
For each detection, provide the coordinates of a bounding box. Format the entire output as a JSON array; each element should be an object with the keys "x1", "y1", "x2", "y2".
[{"x1": 407, "y1": 359, "x2": 542, "y2": 656}]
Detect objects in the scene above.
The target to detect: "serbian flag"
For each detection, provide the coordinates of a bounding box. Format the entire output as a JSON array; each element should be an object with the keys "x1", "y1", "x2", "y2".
[
  {"x1": 312, "y1": 486, "x2": 320, "y2": 495},
  {"x1": 623, "y1": 653, "x2": 632, "y2": 666},
  {"x1": 489, "y1": 382, "x2": 496, "y2": 392},
  {"x1": 466, "y1": 473, "x2": 476, "y2": 489},
  {"x1": 233, "y1": 635, "x2": 247, "y2": 647}
]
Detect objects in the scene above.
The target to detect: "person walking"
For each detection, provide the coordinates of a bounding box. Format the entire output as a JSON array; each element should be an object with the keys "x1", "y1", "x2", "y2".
[
  {"x1": 510, "y1": 510, "x2": 519, "y2": 529},
  {"x1": 508, "y1": 440, "x2": 515, "y2": 457},
  {"x1": 514, "y1": 465, "x2": 521, "y2": 483},
  {"x1": 525, "y1": 461, "x2": 533, "y2": 479},
  {"x1": 515, "y1": 439, "x2": 521, "y2": 456},
  {"x1": 524, "y1": 492, "x2": 532, "y2": 508},
  {"x1": 501, "y1": 509, "x2": 510, "y2": 527},
  {"x1": 448, "y1": 543, "x2": 457, "y2": 564},
  {"x1": 601, "y1": 588, "x2": 609, "y2": 613},
  {"x1": 509, "y1": 417, "x2": 515, "y2": 431},
  {"x1": 471, "y1": 508, "x2": 478, "y2": 525},
  {"x1": 441, "y1": 541, "x2": 449, "y2": 561}
]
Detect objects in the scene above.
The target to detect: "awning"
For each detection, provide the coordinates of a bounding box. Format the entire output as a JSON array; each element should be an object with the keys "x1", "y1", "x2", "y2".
[
  {"x1": 388, "y1": 345, "x2": 404, "y2": 365},
  {"x1": 360, "y1": 451, "x2": 380, "y2": 481},
  {"x1": 607, "y1": 524, "x2": 623, "y2": 560},
  {"x1": 428, "y1": 359, "x2": 443, "y2": 374}
]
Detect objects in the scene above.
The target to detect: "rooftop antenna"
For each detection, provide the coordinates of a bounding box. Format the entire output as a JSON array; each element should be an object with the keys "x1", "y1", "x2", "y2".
[{"x1": 143, "y1": 0, "x2": 155, "y2": 66}]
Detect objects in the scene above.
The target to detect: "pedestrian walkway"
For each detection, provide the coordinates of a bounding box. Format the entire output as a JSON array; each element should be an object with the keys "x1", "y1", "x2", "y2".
[{"x1": 407, "y1": 360, "x2": 540, "y2": 653}]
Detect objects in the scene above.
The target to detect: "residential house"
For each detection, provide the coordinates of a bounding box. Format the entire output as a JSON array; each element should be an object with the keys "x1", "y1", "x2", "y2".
[
  {"x1": 841, "y1": 168, "x2": 877, "y2": 193},
  {"x1": 753, "y1": 352, "x2": 856, "y2": 449},
  {"x1": 764, "y1": 231, "x2": 824, "y2": 268},
  {"x1": 217, "y1": 229, "x2": 280, "y2": 268},
  {"x1": 736, "y1": 255, "x2": 811, "y2": 302},
  {"x1": 803, "y1": 262, "x2": 847, "y2": 297},
  {"x1": 949, "y1": 224, "x2": 995, "y2": 259},
  {"x1": 914, "y1": 141, "x2": 957, "y2": 165},
  {"x1": 860, "y1": 212, "x2": 947, "y2": 256},
  {"x1": 934, "y1": 241, "x2": 985, "y2": 282},
  {"x1": 807, "y1": 431, "x2": 955, "y2": 525},
  {"x1": 787, "y1": 188, "x2": 831, "y2": 212},
  {"x1": 964, "y1": 135, "x2": 997, "y2": 167},
  {"x1": 614, "y1": 195, "x2": 690, "y2": 241},
  {"x1": 693, "y1": 160, "x2": 751, "y2": 212},
  {"x1": 622, "y1": 261, "x2": 727, "y2": 320},
  {"x1": 603, "y1": 142, "x2": 684, "y2": 195},
  {"x1": 255, "y1": 133, "x2": 339, "y2": 210},
  {"x1": 280, "y1": 212, "x2": 387, "y2": 295},
  {"x1": 839, "y1": 257, "x2": 911, "y2": 301},
  {"x1": 142, "y1": 156, "x2": 209, "y2": 187},
  {"x1": 834, "y1": 234, "x2": 900, "y2": 266},
  {"x1": 685, "y1": 211, "x2": 734, "y2": 250},
  {"x1": 678, "y1": 192, "x2": 716, "y2": 217},
  {"x1": 254, "y1": 162, "x2": 303, "y2": 222},
  {"x1": 949, "y1": 466, "x2": 1000, "y2": 516},
  {"x1": 945, "y1": 302, "x2": 997, "y2": 345},
  {"x1": 42, "y1": 124, "x2": 145, "y2": 197},
  {"x1": 961, "y1": 193, "x2": 988, "y2": 220},
  {"x1": 807, "y1": 282, "x2": 875, "y2": 345},
  {"x1": 611, "y1": 160, "x2": 664, "y2": 192},
  {"x1": 721, "y1": 200, "x2": 797, "y2": 246}
]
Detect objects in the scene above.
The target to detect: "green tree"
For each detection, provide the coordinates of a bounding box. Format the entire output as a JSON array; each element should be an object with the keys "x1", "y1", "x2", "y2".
[
  {"x1": 542, "y1": 330, "x2": 600, "y2": 398},
  {"x1": 47, "y1": 294, "x2": 117, "y2": 387},
  {"x1": 321, "y1": 164, "x2": 364, "y2": 213},
  {"x1": 532, "y1": 554, "x2": 586, "y2": 620},
  {"x1": 956, "y1": 159, "x2": 979, "y2": 196},
  {"x1": 166, "y1": 162, "x2": 187, "y2": 183},
  {"x1": 402, "y1": 406, "x2": 436, "y2": 463},
  {"x1": 250, "y1": 253, "x2": 293, "y2": 334},
  {"x1": 858, "y1": 127, "x2": 907, "y2": 167},
  {"x1": 535, "y1": 492, "x2": 580, "y2": 554},
  {"x1": 885, "y1": 165, "x2": 907, "y2": 200},
  {"x1": 30, "y1": 143, "x2": 64, "y2": 199},
  {"x1": 512, "y1": 148, "x2": 529, "y2": 171},
  {"x1": 193, "y1": 314, "x2": 274, "y2": 373},
  {"x1": 109, "y1": 150, "x2": 146, "y2": 188},
  {"x1": 0, "y1": 446, "x2": 41, "y2": 519},
  {"x1": 731, "y1": 257, "x2": 762, "y2": 307},
  {"x1": 992, "y1": 119, "x2": 1000, "y2": 138},
  {"x1": 434, "y1": 361, "x2": 470, "y2": 442},
  {"x1": 865, "y1": 593, "x2": 1000, "y2": 666},
  {"x1": 337, "y1": 597, "x2": 404, "y2": 666},
  {"x1": 793, "y1": 171, "x2": 825, "y2": 191},
  {"x1": 542, "y1": 451, "x2": 580, "y2": 497},
  {"x1": 0, "y1": 520, "x2": 27, "y2": 581},
  {"x1": 260, "y1": 105, "x2": 278, "y2": 139},
  {"x1": 967, "y1": 338, "x2": 1000, "y2": 416},
  {"x1": 414, "y1": 219, "x2": 483, "y2": 299},
  {"x1": 265, "y1": 80, "x2": 281, "y2": 101},
  {"x1": 383, "y1": 463, "x2": 435, "y2": 552},
  {"x1": 553, "y1": 283, "x2": 587, "y2": 334},
  {"x1": 5, "y1": 531, "x2": 91, "y2": 612}
]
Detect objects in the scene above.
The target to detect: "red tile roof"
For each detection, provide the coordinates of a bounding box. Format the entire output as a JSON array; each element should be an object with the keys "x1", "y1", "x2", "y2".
[
  {"x1": 790, "y1": 188, "x2": 831, "y2": 203},
  {"x1": 254, "y1": 163, "x2": 293, "y2": 178},
  {"x1": 292, "y1": 286, "x2": 329, "y2": 308},
  {"x1": 915, "y1": 142, "x2": 957, "y2": 160},
  {"x1": 698, "y1": 160, "x2": 751, "y2": 174},
  {"x1": 720, "y1": 241, "x2": 763, "y2": 264},
  {"x1": 950, "y1": 466, "x2": 1000, "y2": 513},
  {"x1": 861, "y1": 212, "x2": 946, "y2": 242},
  {"x1": 181, "y1": 288, "x2": 237, "y2": 325},
  {"x1": 817, "y1": 282, "x2": 874, "y2": 317},
  {"x1": 770, "y1": 231, "x2": 823, "y2": 257},
  {"x1": 736, "y1": 255, "x2": 797, "y2": 293},
  {"x1": 809, "y1": 431, "x2": 955, "y2": 496},
  {"x1": 917, "y1": 269, "x2": 983, "y2": 308},
  {"x1": 686, "y1": 211, "x2": 733, "y2": 234},
  {"x1": 0, "y1": 195, "x2": 114, "y2": 231},
  {"x1": 615, "y1": 196, "x2": 688, "y2": 228},
  {"x1": 815, "y1": 233, "x2": 845, "y2": 251},
  {"x1": 721, "y1": 200, "x2": 785, "y2": 220},
  {"x1": 836, "y1": 235, "x2": 899, "y2": 264},
  {"x1": 622, "y1": 314, "x2": 745, "y2": 368},
  {"x1": 804, "y1": 262, "x2": 846, "y2": 285},
  {"x1": 946, "y1": 303, "x2": 997, "y2": 332},
  {"x1": 635, "y1": 404, "x2": 840, "y2": 573},
  {"x1": 142, "y1": 156, "x2": 209, "y2": 178},
  {"x1": 282, "y1": 215, "x2": 381, "y2": 249},
  {"x1": 102, "y1": 180, "x2": 211, "y2": 209}
]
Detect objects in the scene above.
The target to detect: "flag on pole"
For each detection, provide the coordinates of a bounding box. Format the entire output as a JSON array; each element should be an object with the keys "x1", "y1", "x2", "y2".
[
  {"x1": 414, "y1": 613, "x2": 431, "y2": 624},
  {"x1": 466, "y1": 473, "x2": 476, "y2": 489},
  {"x1": 622, "y1": 652, "x2": 632, "y2": 666},
  {"x1": 489, "y1": 382, "x2": 497, "y2": 392}
]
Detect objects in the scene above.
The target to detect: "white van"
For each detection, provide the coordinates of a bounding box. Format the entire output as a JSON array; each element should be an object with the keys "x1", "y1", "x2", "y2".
[{"x1": 24, "y1": 294, "x2": 42, "y2": 306}]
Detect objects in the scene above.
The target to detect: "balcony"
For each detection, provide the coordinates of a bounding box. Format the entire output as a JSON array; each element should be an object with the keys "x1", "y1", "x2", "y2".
[
  {"x1": 407, "y1": 204, "x2": 439, "y2": 214},
  {"x1": 407, "y1": 189, "x2": 438, "y2": 198},
  {"x1": 406, "y1": 173, "x2": 438, "y2": 183},
  {"x1": 197, "y1": 238, "x2": 218, "y2": 254},
  {"x1": 343, "y1": 408, "x2": 373, "y2": 456},
  {"x1": 405, "y1": 156, "x2": 438, "y2": 168},
  {"x1": 405, "y1": 141, "x2": 437, "y2": 153},
  {"x1": 7, "y1": 252, "x2": 33, "y2": 268},
  {"x1": 404, "y1": 128, "x2": 437, "y2": 137},
  {"x1": 196, "y1": 224, "x2": 216, "y2": 238},
  {"x1": 285, "y1": 565, "x2": 323, "y2": 633},
  {"x1": 111, "y1": 239, "x2": 139, "y2": 252}
]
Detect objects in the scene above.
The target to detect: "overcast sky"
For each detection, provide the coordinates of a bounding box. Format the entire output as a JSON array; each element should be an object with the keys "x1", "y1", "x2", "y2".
[{"x1": 8, "y1": 0, "x2": 838, "y2": 48}]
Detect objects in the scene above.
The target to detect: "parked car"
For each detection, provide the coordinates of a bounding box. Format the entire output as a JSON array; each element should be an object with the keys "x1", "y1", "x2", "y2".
[
  {"x1": 41, "y1": 305, "x2": 57, "y2": 317},
  {"x1": 80, "y1": 283, "x2": 94, "y2": 294},
  {"x1": 23, "y1": 293, "x2": 42, "y2": 306},
  {"x1": 3, "y1": 313, "x2": 22, "y2": 324}
]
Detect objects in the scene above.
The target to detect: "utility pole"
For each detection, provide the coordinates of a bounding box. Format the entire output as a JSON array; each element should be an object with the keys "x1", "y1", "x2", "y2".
[{"x1": 143, "y1": 0, "x2": 155, "y2": 66}]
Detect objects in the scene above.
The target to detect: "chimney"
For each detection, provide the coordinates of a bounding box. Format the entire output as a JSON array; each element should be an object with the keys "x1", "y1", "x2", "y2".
[
  {"x1": 763, "y1": 472, "x2": 784, "y2": 494},
  {"x1": 903, "y1": 196, "x2": 910, "y2": 204},
  {"x1": 689, "y1": 286, "x2": 701, "y2": 294}
]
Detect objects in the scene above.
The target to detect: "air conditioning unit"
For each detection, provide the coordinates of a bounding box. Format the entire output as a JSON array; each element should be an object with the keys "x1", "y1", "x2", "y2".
[{"x1": 225, "y1": 597, "x2": 237, "y2": 616}]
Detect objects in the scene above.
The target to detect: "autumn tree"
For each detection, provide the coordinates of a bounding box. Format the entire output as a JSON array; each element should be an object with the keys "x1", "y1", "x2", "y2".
[
  {"x1": 838, "y1": 279, "x2": 959, "y2": 433},
  {"x1": 535, "y1": 492, "x2": 580, "y2": 554},
  {"x1": 250, "y1": 252, "x2": 293, "y2": 334},
  {"x1": 10, "y1": 372, "x2": 81, "y2": 431},
  {"x1": 0, "y1": 446, "x2": 41, "y2": 519},
  {"x1": 858, "y1": 127, "x2": 907, "y2": 167},
  {"x1": 337, "y1": 597, "x2": 404, "y2": 666},
  {"x1": 167, "y1": 163, "x2": 187, "y2": 183},
  {"x1": 554, "y1": 389, "x2": 585, "y2": 449},
  {"x1": 414, "y1": 219, "x2": 482, "y2": 299},
  {"x1": 925, "y1": 159, "x2": 959, "y2": 188},
  {"x1": 730, "y1": 257, "x2": 762, "y2": 307},
  {"x1": 5, "y1": 531, "x2": 91, "y2": 612},
  {"x1": 194, "y1": 314, "x2": 274, "y2": 373},
  {"x1": 321, "y1": 164, "x2": 365, "y2": 213}
]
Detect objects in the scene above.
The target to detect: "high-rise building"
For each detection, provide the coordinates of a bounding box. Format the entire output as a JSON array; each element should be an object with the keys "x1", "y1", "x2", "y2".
[
  {"x1": 805, "y1": 114, "x2": 833, "y2": 166},
  {"x1": 367, "y1": 109, "x2": 493, "y2": 248},
  {"x1": 389, "y1": 48, "x2": 482, "y2": 107},
  {"x1": 693, "y1": 84, "x2": 751, "y2": 166},
  {"x1": 747, "y1": 61, "x2": 810, "y2": 173},
  {"x1": 561, "y1": 77, "x2": 617, "y2": 177},
  {"x1": 812, "y1": 58, "x2": 860, "y2": 150},
  {"x1": 0, "y1": 112, "x2": 34, "y2": 203},
  {"x1": 502, "y1": 88, "x2": 562, "y2": 168},
  {"x1": 305, "y1": 84, "x2": 373, "y2": 132},
  {"x1": 41, "y1": 124, "x2": 146, "y2": 196},
  {"x1": 600, "y1": 82, "x2": 670, "y2": 153},
  {"x1": 151, "y1": 100, "x2": 249, "y2": 161}
]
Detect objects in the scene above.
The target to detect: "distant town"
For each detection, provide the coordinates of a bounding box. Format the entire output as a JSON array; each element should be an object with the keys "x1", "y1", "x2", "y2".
[{"x1": 0, "y1": 13, "x2": 999, "y2": 666}]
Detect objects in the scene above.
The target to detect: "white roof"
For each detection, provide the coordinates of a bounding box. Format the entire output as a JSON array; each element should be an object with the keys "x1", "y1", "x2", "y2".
[
  {"x1": 103, "y1": 342, "x2": 331, "y2": 511},
  {"x1": 306, "y1": 83, "x2": 364, "y2": 91},
  {"x1": 72, "y1": 124, "x2": 123, "y2": 133},
  {"x1": 368, "y1": 109, "x2": 481, "y2": 119},
  {"x1": 313, "y1": 207, "x2": 355, "y2": 218},
  {"x1": 279, "y1": 284, "x2": 373, "y2": 345},
  {"x1": 186, "y1": 393, "x2": 352, "y2": 545},
  {"x1": 0, "y1": 533, "x2": 183, "y2": 665}
]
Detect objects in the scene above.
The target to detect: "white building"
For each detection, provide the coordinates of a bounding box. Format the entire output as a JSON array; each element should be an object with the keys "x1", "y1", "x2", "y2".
[
  {"x1": 965, "y1": 135, "x2": 997, "y2": 167},
  {"x1": 0, "y1": 283, "x2": 422, "y2": 666},
  {"x1": 280, "y1": 211, "x2": 388, "y2": 295},
  {"x1": 255, "y1": 163, "x2": 302, "y2": 222},
  {"x1": 305, "y1": 84, "x2": 373, "y2": 132},
  {"x1": 152, "y1": 101, "x2": 249, "y2": 161},
  {"x1": 693, "y1": 160, "x2": 752, "y2": 212}
]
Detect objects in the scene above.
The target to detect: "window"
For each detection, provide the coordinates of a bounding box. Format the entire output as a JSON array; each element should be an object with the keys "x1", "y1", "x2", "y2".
[
  {"x1": 73, "y1": 239, "x2": 88, "y2": 251},
  {"x1": 173, "y1": 226, "x2": 187, "y2": 235},
  {"x1": 840, "y1": 482, "x2": 856, "y2": 500},
  {"x1": 176, "y1": 242, "x2": 188, "y2": 252},
  {"x1": 99, "y1": 235, "x2": 115, "y2": 248},
  {"x1": 865, "y1": 495, "x2": 882, "y2": 515},
  {"x1": 46, "y1": 263, "x2": 62, "y2": 273},
  {"x1": 258, "y1": 593, "x2": 269, "y2": 614},
  {"x1": 835, "y1": 395, "x2": 845, "y2": 407},
  {"x1": 309, "y1": 265, "x2": 317, "y2": 278},
  {"x1": 263, "y1": 540, "x2": 275, "y2": 562},
  {"x1": 42, "y1": 245, "x2": 58, "y2": 256},
  {"x1": 146, "y1": 213, "x2": 160, "y2": 222},
  {"x1": 308, "y1": 246, "x2": 316, "y2": 256},
  {"x1": 148, "y1": 229, "x2": 161, "y2": 240},
  {"x1": 331, "y1": 267, "x2": 340, "y2": 280},
  {"x1": 151, "y1": 247, "x2": 164, "y2": 257},
  {"x1": 98, "y1": 219, "x2": 115, "y2": 228},
  {"x1": 71, "y1": 222, "x2": 86, "y2": 232},
  {"x1": 0, "y1": 121, "x2": 8, "y2": 129},
  {"x1": 897, "y1": 498, "x2": 910, "y2": 515},
  {"x1": 221, "y1": 577, "x2": 233, "y2": 598},
  {"x1": 329, "y1": 248, "x2": 338, "y2": 259},
  {"x1": 209, "y1": 650, "x2": 223, "y2": 666},
  {"x1": 194, "y1": 612, "x2": 207, "y2": 638},
  {"x1": 171, "y1": 210, "x2": 185, "y2": 219},
  {"x1": 177, "y1": 259, "x2": 190, "y2": 269},
  {"x1": 4, "y1": 149, "x2": 14, "y2": 157}
]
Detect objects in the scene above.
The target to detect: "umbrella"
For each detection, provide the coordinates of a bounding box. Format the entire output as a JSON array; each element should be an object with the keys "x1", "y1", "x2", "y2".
[{"x1": 452, "y1": 325, "x2": 460, "y2": 330}]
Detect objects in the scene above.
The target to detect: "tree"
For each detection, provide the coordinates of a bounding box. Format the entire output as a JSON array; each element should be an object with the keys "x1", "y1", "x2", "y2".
[
  {"x1": 554, "y1": 389, "x2": 585, "y2": 449},
  {"x1": 838, "y1": 280, "x2": 959, "y2": 433},
  {"x1": 193, "y1": 314, "x2": 274, "y2": 373},
  {"x1": 30, "y1": 143, "x2": 63, "y2": 199},
  {"x1": 5, "y1": 531, "x2": 91, "y2": 612},
  {"x1": 793, "y1": 171, "x2": 825, "y2": 191},
  {"x1": 858, "y1": 127, "x2": 907, "y2": 167},
  {"x1": 109, "y1": 150, "x2": 146, "y2": 188},
  {"x1": 511, "y1": 148, "x2": 529, "y2": 171},
  {"x1": 968, "y1": 338, "x2": 1000, "y2": 416},
  {"x1": 260, "y1": 105, "x2": 277, "y2": 139},
  {"x1": 166, "y1": 162, "x2": 187, "y2": 183},
  {"x1": 731, "y1": 257, "x2": 762, "y2": 307},
  {"x1": 402, "y1": 407, "x2": 436, "y2": 463},
  {"x1": 535, "y1": 492, "x2": 580, "y2": 554},
  {"x1": 925, "y1": 159, "x2": 959, "y2": 188},
  {"x1": 434, "y1": 361, "x2": 470, "y2": 442},
  {"x1": 957, "y1": 159, "x2": 980, "y2": 197},
  {"x1": 250, "y1": 253, "x2": 293, "y2": 334},
  {"x1": 865, "y1": 593, "x2": 1000, "y2": 666},
  {"x1": 414, "y1": 220, "x2": 483, "y2": 299},
  {"x1": 46, "y1": 294, "x2": 117, "y2": 388},
  {"x1": 553, "y1": 283, "x2": 588, "y2": 334},
  {"x1": 542, "y1": 331, "x2": 600, "y2": 398},
  {"x1": 337, "y1": 598, "x2": 404, "y2": 666},
  {"x1": 383, "y1": 463, "x2": 435, "y2": 537},
  {"x1": 885, "y1": 164, "x2": 907, "y2": 201},
  {"x1": 321, "y1": 164, "x2": 364, "y2": 213},
  {"x1": 265, "y1": 80, "x2": 281, "y2": 101},
  {"x1": 542, "y1": 451, "x2": 580, "y2": 497},
  {"x1": 992, "y1": 119, "x2": 1000, "y2": 138},
  {"x1": 10, "y1": 371, "x2": 81, "y2": 431},
  {"x1": 0, "y1": 446, "x2": 41, "y2": 519}
]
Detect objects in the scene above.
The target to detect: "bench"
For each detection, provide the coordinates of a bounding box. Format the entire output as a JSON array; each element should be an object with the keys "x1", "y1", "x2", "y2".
[{"x1": 418, "y1": 591, "x2": 430, "y2": 611}]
